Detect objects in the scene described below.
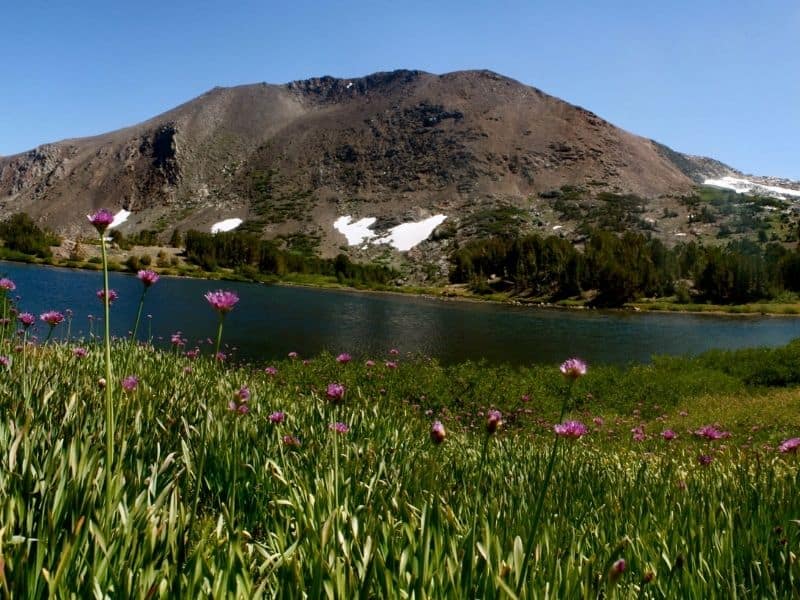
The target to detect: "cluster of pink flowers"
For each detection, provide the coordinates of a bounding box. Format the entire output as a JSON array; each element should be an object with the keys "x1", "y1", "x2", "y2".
[
  {"x1": 779, "y1": 437, "x2": 800, "y2": 453},
  {"x1": 228, "y1": 385, "x2": 250, "y2": 414},
  {"x1": 40, "y1": 311, "x2": 65, "y2": 327},
  {"x1": 631, "y1": 425, "x2": 646, "y2": 442},
  {"x1": 204, "y1": 290, "x2": 239, "y2": 314},
  {"x1": 137, "y1": 269, "x2": 160, "y2": 288},
  {"x1": 73, "y1": 347, "x2": 88, "y2": 358},
  {"x1": 560, "y1": 357, "x2": 587, "y2": 379},
  {"x1": 694, "y1": 425, "x2": 731, "y2": 440},
  {"x1": 0, "y1": 278, "x2": 16, "y2": 292},
  {"x1": 171, "y1": 332, "x2": 186, "y2": 347},
  {"x1": 554, "y1": 420, "x2": 588, "y2": 439},
  {"x1": 326, "y1": 382, "x2": 345, "y2": 403},
  {"x1": 121, "y1": 375, "x2": 139, "y2": 392},
  {"x1": 97, "y1": 289, "x2": 119, "y2": 305}
]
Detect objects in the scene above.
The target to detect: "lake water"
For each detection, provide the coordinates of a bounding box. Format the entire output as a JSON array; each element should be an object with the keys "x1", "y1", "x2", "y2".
[{"x1": 3, "y1": 261, "x2": 800, "y2": 366}]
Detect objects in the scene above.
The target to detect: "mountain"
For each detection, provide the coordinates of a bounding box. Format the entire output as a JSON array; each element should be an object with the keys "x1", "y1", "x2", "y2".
[{"x1": 1, "y1": 69, "x2": 797, "y2": 265}]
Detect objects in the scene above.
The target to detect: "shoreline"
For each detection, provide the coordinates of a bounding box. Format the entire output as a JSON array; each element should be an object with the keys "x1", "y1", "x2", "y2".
[{"x1": 2, "y1": 254, "x2": 800, "y2": 318}]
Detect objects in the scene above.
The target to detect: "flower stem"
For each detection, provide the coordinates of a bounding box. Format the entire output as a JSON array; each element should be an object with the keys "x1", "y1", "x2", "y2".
[
  {"x1": 214, "y1": 314, "x2": 224, "y2": 359},
  {"x1": 100, "y1": 235, "x2": 115, "y2": 512},
  {"x1": 463, "y1": 433, "x2": 491, "y2": 594}
]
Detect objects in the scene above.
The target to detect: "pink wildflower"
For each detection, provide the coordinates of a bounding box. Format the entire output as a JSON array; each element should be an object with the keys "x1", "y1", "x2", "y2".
[
  {"x1": 593, "y1": 416, "x2": 604, "y2": 427},
  {"x1": 269, "y1": 411, "x2": 285, "y2": 424},
  {"x1": 486, "y1": 409, "x2": 503, "y2": 434},
  {"x1": 661, "y1": 429, "x2": 677, "y2": 441},
  {"x1": 0, "y1": 356, "x2": 10, "y2": 367},
  {"x1": 631, "y1": 425, "x2": 646, "y2": 442},
  {"x1": 137, "y1": 269, "x2": 160, "y2": 287},
  {"x1": 0, "y1": 278, "x2": 15, "y2": 292},
  {"x1": 698, "y1": 454, "x2": 713, "y2": 466},
  {"x1": 87, "y1": 209, "x2": 115, "y2": 233},
  {"x1": 18, "y1": 313, "x2": 35, "y2": 329},
  {"x1": 40, "y1": 311, "x2": 65, "y2": 327},
  {"x1": 97, "y1": 289, "x2": 119, "y2": 305},
  {"x1": 326, "y1": 382, "x2": 345, "y2": 402},
  {"x1": 694, "y1": 425, "x2": 730, "y2": 440},
  {"x1": 264, "y1": 366, "x2": 277, "y2": 376},
  {"x1": 73, "y1": 347, "x2": 88, "y2": 358},
  {"x1": 236, "y1": 386, "x2": 250, "y2": 402},
  {"x1": 282, "y1": 434, "x2": 301, "y2": 447},
  {"x1": 288, "y1": 351, "x2": 298, "y2": 359},
  {"x1": 560, "y1": 357, "x2": 587, "y2": 379},
  {"x1": 430, "y1": 420, "x2": 446, "y2": 444},
  {"x1": 365, "y1": 359, "x2": 376, "y2": 367},
  {"x1": 329, "y1": 422, "x2": 350, "y2": 434},
  {"x1": 389, "y1": 348, "x2": 400, "y2": 356},
  {"x1": 336, "y1": 353, "x2": 352, "y2": 364},
  {"x1": 779, "y1": 437, "x2": 800, "y2": 453},
  {"x1": 554, "y1": 420, "x2": 588, "y2": 438},
  {"x1": 609, "y1": 558, "x2": 626, "y2": 583},
  {"x1": 121, "y1": 375, "x2": 139, "y2": 392},
  {"x1": 385, "y1": 361, "x2": 398, "y2": 369},
  {"x1": 171, "y1": 332, "x2": 185, "y2": 346},
  {"x1": 204, "y1": 290, "x2": 239, "y2": 314}
]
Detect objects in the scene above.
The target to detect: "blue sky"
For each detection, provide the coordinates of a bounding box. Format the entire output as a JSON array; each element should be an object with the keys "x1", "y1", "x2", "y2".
[{"x1": 2, "y1": 0, "x2": 798, "y2": 178}]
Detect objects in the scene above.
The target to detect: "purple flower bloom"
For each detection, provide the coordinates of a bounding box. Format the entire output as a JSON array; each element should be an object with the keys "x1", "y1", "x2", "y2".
[
  {"x1": 694, "y1": 425, "x2": 730, "y2": 440},
  {"x1": 385, "y1": 361, "x2": 398, "y2": 369},
  {"x1": 0, "y1": 278, "x2": 16, "y2": 292},
  {"x1": 204, "y1": 290, "x2": 239, "y2": 314},
  {"x1": 631, "y1": 425, "x2": 646, "y2": 442},
  {"x1": 171, "y1": 332, "x2": 185, "y2": 346},
  {"x1": 554, "y1": 420, "x2": 588, "y2": 439},
  {"x1": 87, "y1": 209, "x2": 115, "y2": 233},
  {"x1": 215, "y1": 351, "x2": 227, "y2": 362},
  {"x1": 430, "y1": 420, "x2": 446, "y2": 444},
  {"x1": 593, "y1": 416, "x2": 604, "y2": 427},
  {"x1": 326, "y1": 382, "x2": 345, "y2": 402},
  {"x1": 40, "y1": 311, "x2": 65, "y2": 327},
  {"x1": 269, "y1": 411, "x2": 286, "y2": 424},
  {"x1": 264, "y1": 366, "x2": 278, "y2": 376},
  {"x1": 389, "y1": 348, "x2": 400, "y2": 356},
  {"x1": 73, "y1": 347, "x2": 88, "y2": 358},
  {"x1": 288, "y1": 351, "x2": 298, "y2": 359},
  {"x1": 236, "y1": 385, "x2": 250, "y2": 402},
  {"x1": 560, "y1": 357, "x2": 587, "y2": 379},
  {"x1": 137, "y1": 269, "x2": 160, "y2": 288},
  {"x1": 185, "y1": 348, "x2": 200, "y2": 360},
  {"x1": 486, "y1": 409, "x2": 503, "y2": 434},
  {"x1": 779, "y1": 437, "x2": 800, "y2": 453},
  {"x1": 18, "y1": 313, "x2": 35, "y2": 329},
  {"x1": 121, "y1": 375, "x2": 139, "y2": 392},
  {"x1": 329, "y1": 422, "x2": 350, "y2": 434},
  {"x1": 0, "y1": 356, "x2": 10, "y2": 367},
  {"x1": 336, "y1": 353, "x2": 352, "y2": 364},
  {"x1": 365, "y1": 359, "x2": 376, "y2": 367},
  {"x1": 97, "y1": 289, "x2": 119, "y2": 305},
  {"x1": 661, "y1": 429, "x2": 677, "y2": 441},
  {"x1": 698, "y1": 454, "x2": 713, "y2": 466},
  {"x1": 609, "y1": 558, "x2": 627, "y2": 583}
]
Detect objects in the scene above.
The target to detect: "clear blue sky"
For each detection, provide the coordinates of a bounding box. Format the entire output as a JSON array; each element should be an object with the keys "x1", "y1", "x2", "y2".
[{"x1": 2, "y1": 0, "x2": 798, "y2": 179}]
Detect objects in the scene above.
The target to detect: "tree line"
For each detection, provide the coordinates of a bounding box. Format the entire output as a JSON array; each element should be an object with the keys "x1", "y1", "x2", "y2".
[
  {"x1": 183, "y1": 230, "x2": 397, "y2": 285},
  {"x1": 450, "y1": 230, "x2": 800, "y2": 305}
]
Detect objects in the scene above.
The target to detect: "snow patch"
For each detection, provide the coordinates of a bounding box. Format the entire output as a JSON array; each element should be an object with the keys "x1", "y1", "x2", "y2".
[
  {"x1": 704, "y1": 176, "x2": 800, "y2": 199},
  {"x1": 107, "y1": 209, "x2": 131, "y2": 230},
  {"x1": 211, "y1": 218, "x2": 243, "y2": 233},
  {"x1": 375, "y1": 215, "x2": 447, "y2": 251},
  {"x1": 334, "y1": 216, "x2": 377, "y2": 245}
]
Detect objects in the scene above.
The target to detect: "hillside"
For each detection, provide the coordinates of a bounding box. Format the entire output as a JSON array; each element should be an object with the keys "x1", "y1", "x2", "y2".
[{"x1": 1, "y1": 69, "x2": 798, "y2": 273}]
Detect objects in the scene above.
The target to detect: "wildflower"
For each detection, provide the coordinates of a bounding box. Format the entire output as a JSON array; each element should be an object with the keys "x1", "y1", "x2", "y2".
[
  {"x1": 73, "y1": 347, "x2": 88, "y2": 358},
  {"x1": 694, "y1": 425, "x2": 730, "y2": 440},
  {"x1": 779, "y1": 437, "x2": 800, "y2": 453},
  {"x1": 288, "y1": 351, "x2": 298, "y2": 359},
  {"x1": 329, "y1": 422, "x2": 350, "y2": 434},
  {"x1": 170, "y1": 332, "x2": 185, "y2": 346},
  {"x1": 283, "y1": 434, "x2": 301, "y2": 447},
  {"x1": 185, "y1": 348, "x2": 200, "y2": 360},
  {"x1": 389, "y1": 348, "x2": 400, "y2": 356},
  {"x1": 385, "y1": 360, "x2": 398, "y2": 369},
  {"x1": 631, "y1": 425, "x2": 646, "y2": 442},
  {"x1": 264, "y1": 366, "x2": 278, "y2": 376},
  {"x1": 486, "y1": 409, "x2": 503, "y2": 434},
  {"x1": 40, "y1": 311, "x2": 64, "y2": 327},
  {"x1": 554, "y1": 420, "x2": 588, "y2": 438},
  {"x1": 430, "y1": 420, "x2": 446, "y2": 444},
  {"x1": 215, "y1": 351, "x2": 227, "y2": 362},
  {"x1": 87, "y1": 208, "x2": 115, "y2": 233},
  {"x1": 0, "y1": 278, "x2": 15, "y2": 292},
  {"x1": 593, "y1": 416, "x2": 604, "y2": 427},
  {"x1": 228, "y1": 400, "x2": 249, "y2": 414},
  {"x1": 121, "y1": 376, "x2": 139, "y2": 392},
  {"x1": 0, "y1": 356, "x2": 10, "y2": 367},
  {"x1": 236, "y1": 385, "x2": 250, "y2": 402},
  {"x1": 98, "y1": 377, "x2": 107, "y2": 388},
  {"x1": 97, "y1": 289, "x2": 119, "y2": 305},
  {"x1": 679, "y1": 410, "x2": 689, "y2": 417},
  {"x1": 18, "y1": 313, "x2": 35, "y2": 329},
  {"x1": 365, "y1": 359, "x2": 376, "y2": 367},
  {"x1": 560, "y1": 357, "x2": 587, "y2": 379},
  {"x1": 269, "y1": 411, "x2": 286, "y2": 424},
  {"x1": 336, "y1": 352, "x2": 352, "y2": 364},
  {"x1": 204, "y1": 289, "x2": 239, "y2": 314},
  {"x1": 326, "y1": 382, "x2": 345, "y2": 402},
  {"x1": 609, "y1": 559, "x2": 626, "y2": 583},
  {"x1": 302, "y1": 359, "x2": 311, "y2": 366},
  {"x1": 661, "y1": 429, "x2": 677, "y2": 441},
  {"x1": 698, "y1": 454, "x2": 713, "y2": 466},
  {"x1": 137, "y1": 269, "x2": 160, "y2": 287},
  {"x1": 183, "y1": 366, "x2": 193, "y2": 374}
]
